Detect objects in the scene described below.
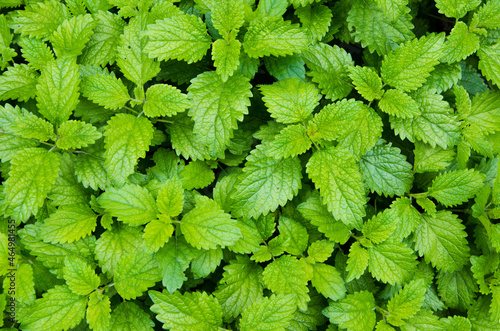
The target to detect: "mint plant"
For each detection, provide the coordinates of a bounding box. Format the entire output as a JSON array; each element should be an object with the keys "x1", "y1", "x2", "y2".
[{"x1": 0, "y1": 0, "x2": 500, "y2": 330}]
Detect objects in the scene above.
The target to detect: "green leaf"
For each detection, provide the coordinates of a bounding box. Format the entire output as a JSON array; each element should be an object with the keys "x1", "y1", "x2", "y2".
[
  {"x1": 19, "y1": 224, "x2": 95, "y2": 278},
  {"x1": 56, "y1": 120, "x2": 102, "y2": 150},
  {"x1": 390, "y1": 88, "x2": 461, "y2": 149},
  {"x1": 264, "y1": 54, "x2": 306, "y2": 81},
  {"x1": 212, "y1": 38, "x2": 241, "y2": 82},
  {"x1": 51, "y1": 14, "x2": 95, "y2": 58},
  {"x1": 360, "y1": 142, "x2": 414, "y2": 197},
  {"x1": 381, "y1": 33, "x2": 445, "y2": 91},
  {"x1": 18, "y1": 37, "x2": 54, "y2": 71},
  {"x1": 470, "y1": 254, "x2": 499, "y2": 294},
  {"x1": 109, "y1": 301, "x2": 155, "y2": 331},
  {"x1": 414, "y1": 211, "x2": 470, "y2": 272},
  {"x1": 20, "y1": 285, "x2": 87, "y2": 331},
  {"x1": 191, "y1": 247, "x2": 223, "y2": 278},
  {"x1": 297, "y1": 197, "x2": 351, "y2": 244},
  {"x1": 36, "y1": 58, "x2": 80, "y2": 127},
  {"x1": 80, "y1": 73, "x2": 130, "y2": 110},
  {"x1": 307, "y1": 240, "x2": 335, "y2": 263},
  {"x1": 491, "y1": 285, "x2": 500, "y2": 323},
  {"x1": 10, "y1": 111, "x2": 55, "y2": 142},
  {"x1": 180, "y1": 160, "x2": 215, "y2": 190},
  {"x1": 144, "y1": 13, "x2": 212, "y2": 63},
  {"x1": 232, "y1": 147, "x2": 302, "y2": 219},
  {"x1": 181, "y1": 196, "x2": 241, "y2": 249},
  {"x1": 212, "y1": 0, "x2": 245, "y2": 33},
  {"x1": 95, "y1": 225, "x2": 145, "y2": 276},
  {"x1": 157, "y1": 178, "x2": 184, "y2": 217},
  {"x1": 264, "y1": 124, "x2": 312, "y2": 159},
  {"x1": 295, "y1": 4, "x2": 333, "y2": 42},
  {"x1": 117, "y1": 18, "x2": 160, "y2": 87},
  {"x1": 103, "y1": 114, "x2": 153, "y2": 186},
  {"x1": 306, "y1": 147, "x2": 366, "y2": 229},
  {"x1": 378, "y1": 89, "x2": 421, "y2": 118},
  {"x1": 115, "y1": 251, "x2": 161, "y2": 300},
  {"x1": 478, "y1": 42, "x2": 500, "y2": 88},
  {"x1": 348, "y1": 66, "x2": 384, "y2": 101},
  {"x1": 385, "y1": 197, "x2": 421, "y2": 241},
  {"x1": 149, "y1": 290, "x2": 223, "y2": 331},
  {"x1": 63, "y1": 256, "x2": 100, "y2": 296},
  {"x1": 86, "y1": 292, "x2": 111, "y2": 331},
  {"x1": 287, "y1": 290, "x2": 327, "y2": 331},
  {"x1": 301, "y1": 43, "x2": 354, "y2": 100},
  {"x1": 255, "y1": 0, "x2": 289, "y2": 18},
  {"x1": 39, "y1": 204, "x2": 97, "y2": 244},
  {"x1": 373, "y1": 0, "x2": 409, "y2": 21},
  {"x1": 143, "y1": 217, "x2": 174, "y2": 253},
  {"x1": 0, "y1": 14, "x2": 16, "y2": 70},
  {"x1": 347, "y1": 0, "x2": 414, "y2": 56},
  {"x1": 311, "y1": 263, "x2": 346, "y2": 300},
  {"x1": 98, "y1": 183, "x2": 158, "y2": 226},
  {"x1": 435, "y1": 0, "x2": 481, "y2": 18},
  {"x1": 0, "y1": 64, "x2": 38, "y2": 102},
  {"x1": 74, "y1": 153, "x2": 110, "y2": 191},
  {"x1": 423, "y1": 63, "x2": 462, "y2": 92},
  {"x1": 278, "y1": 217, "x2": 309, "y2": 256},
  {"x1": 362, "y1": 209, "x2": 398, "y2": 245},
  {"x1": 367, "y1": 241, "x2": 417, "y2": 285},
  {"x1": 240, "y1": 294, "x2": 296, "y2": 331},
  {"x1": 244, "y1": 16, "x2": 307, "y2": 58},
  {"x1": 168, "y1": 113, "x2": 211, "y2": 161},
  {"x1": 323, "y1": 290, "x2": 376, "y2": 331},
  {"x1": 311, "y1": 99, "x2": 382, "y2": 156},
  {"x1": 156, "y1": 237, "x2": 198, "y2": 293},
  {"x1": 187, "y1": 71, "x2": 252, "y2": 158},
  {"x1": 10, "y1": 0, "x2": 70, "y2": 39},
  {"x1": 413, "y1": 141, "x2": 455, "y2": 173},
  {"x1": 464, "y1": 90, "x2": 500, "y2": 135},
  {"x1": 442, "y1": 316, "x2": 472, "y2": 331},
  {"x1": 441, "y1": 22, "x2": 479, "y2": 63},
  {"x1": 214, "y1": 255, "x2": 264, "y2": 319},
  {"x1": 429, "y1": 169, "x2": 485, "y2": 207},
  {"x1": 290, "y1": 0, "x2": 316, "y2": 7},
  {"x1": 346, "y1": 242, "x2": 369, "y2": 282},
  {"x1": 4, "y1": 147, "x2": 60, "y2": 222},
  {"x1": 260, "y1": 77, "x2": 320, "y2": 124},
  {"x1": 387, "y1": 279, "x2": 427, "y2": 326},
  {"x1": 399, "y1": 309, "x2": 446, "y2": 331},
  {"x1": 436, "y1": 268, "x2": 477, "y2": 310},
  {"x1": 79, "y1": 11, "x2": 126, "y2": 66},
  {"x1": 262, "y1": 255, "x2": 310, "y2": 310},
  {"x1": 472, "y1": 0, "x2": 500, "y2": 29}
]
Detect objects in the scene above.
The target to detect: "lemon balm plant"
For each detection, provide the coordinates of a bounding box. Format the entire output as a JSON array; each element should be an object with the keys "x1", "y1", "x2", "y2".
[{"x1": 0, "y1": 0, "x2": 500, "y2": 330}]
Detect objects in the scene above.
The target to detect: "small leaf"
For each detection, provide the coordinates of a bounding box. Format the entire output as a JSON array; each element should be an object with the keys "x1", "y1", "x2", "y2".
[
  {"x1": 63, "y1": 256, "x2": 100, "y2": 296},
  {"x1": 244, "y1": 16, "x2": 307, "y2": 58},
  {"x1": 181, "y1": 196, "x2": 241, "y2": 249},
  {"x1": 428, "y1": 169, "x2": 485, "y2": 207},
  {"x1": 115, "y1": 251, "x2": 162, "y2": 300},
  {"x1": 56, "y1": 120, "x2": 102, "y2": 150},
  {"x1": 98, "y1": 184, "x2": 158, "y2": 226},
  {"x1": 149, "y1": 290, "x2": 223, "y2": 331},
  {"x1": 260, "y1": 77, "x2": 320, "y2": 124},
  {"x1": 240, "y1": 295, "x2": 296, "y2": 331},
  {"x1": 323, "y1": 291, "x2": 376, "y2": 331},
  {"x1": 39, "y1": 204, "x2": 97, "y2": 244},
  {"x1": 144, "y1": 84, "x2": 190, "y2": 118},
  {"x1": 144, "y1": 13, "x2": 212, "y2": 63}
]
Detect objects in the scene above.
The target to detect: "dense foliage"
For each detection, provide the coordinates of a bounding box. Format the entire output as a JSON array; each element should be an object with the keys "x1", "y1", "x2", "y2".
[{"x1": 1, "y1": 0, "x2": 500, "y2": 330}]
